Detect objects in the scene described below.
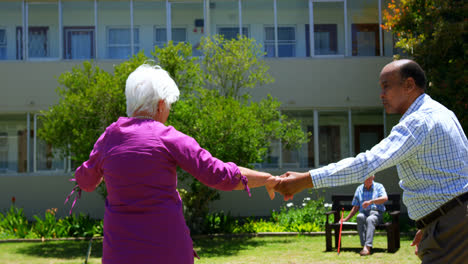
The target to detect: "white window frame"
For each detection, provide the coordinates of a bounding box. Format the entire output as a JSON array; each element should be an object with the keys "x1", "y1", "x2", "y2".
[
  {"x1": 106, "y1": 26, "x2": 140, "y2": 59},
  {"x1": 63, "y1": 27, "x2": 95, "y2": 60},
  {"x1": 264, "y1": 25, "x2": 296, "y2": 58},
  {"x1": 154, "y1": 26, "x2": 187, "y2": 48},
  {"x1": 217, "y1": 25, "x2": 249, "y2": 40},
  {"x1": 309, "y1": 0, "x2": 347, "y2": 58}
]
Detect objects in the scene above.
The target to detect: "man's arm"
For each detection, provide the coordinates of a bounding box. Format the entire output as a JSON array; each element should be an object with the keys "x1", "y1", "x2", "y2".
[
  {"x1": 343, "y1": 205, "x2": 359, "y2": 222},
  {"x1": 362, "y1": 195, "x2": 388, "y2": 209},
  {"x1": 275, "y1": 117, "x2": 427, "y2": 199}
]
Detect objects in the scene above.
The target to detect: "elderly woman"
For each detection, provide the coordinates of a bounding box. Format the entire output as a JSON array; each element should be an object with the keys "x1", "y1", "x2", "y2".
[{"x1": 75, "y1": 64, "x2": 279, "y2": 264}]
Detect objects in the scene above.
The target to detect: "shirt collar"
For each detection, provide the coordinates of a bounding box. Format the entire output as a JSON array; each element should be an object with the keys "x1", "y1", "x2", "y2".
[
  {"x1": 364, "y1": 182, "x2": 374, "y2": 191},
  {"x1": 401, "y1": 93, "x2": 428, "y2": 122}
]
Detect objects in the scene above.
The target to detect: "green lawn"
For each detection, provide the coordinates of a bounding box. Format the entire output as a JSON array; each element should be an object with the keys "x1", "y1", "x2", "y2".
[{"x1": 0, "y1": 235, "x2": 420, "y2": 264}]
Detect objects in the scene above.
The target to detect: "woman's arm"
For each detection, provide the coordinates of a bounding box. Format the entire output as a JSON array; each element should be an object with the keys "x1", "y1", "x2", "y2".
[
  {"x1": 75, "y1": 131, "x2": 107, "y2": 192},
  {"x1": 234, "y1": 166, "x2": 280, "y2": 200}
]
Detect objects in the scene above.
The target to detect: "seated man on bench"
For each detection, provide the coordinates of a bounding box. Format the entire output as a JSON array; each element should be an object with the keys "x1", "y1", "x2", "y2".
[{"x1": 343, "y1": 175, "x2": 388, "y2": 256}]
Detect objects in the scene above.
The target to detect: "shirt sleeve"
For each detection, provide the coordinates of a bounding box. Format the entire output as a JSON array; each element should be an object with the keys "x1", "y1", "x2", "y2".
[
  {"x1": 310, "y1": 114, "x2": 428, "y2": 189},
  {"x1": 378, "y1": 183, "x2": 387, "y2": 198},
  {"x1": 75, "y1": 131, "x2": 107, "y2": 192},
  {"x1": 163, "y1": 127, "x2": 245, "y2": 192},
  {"x1": 351, "y1": 186, "x2": 361, "y2": 207}
]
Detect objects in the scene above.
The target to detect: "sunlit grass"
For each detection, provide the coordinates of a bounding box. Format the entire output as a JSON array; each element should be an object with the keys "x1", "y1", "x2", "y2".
[{"x1": 0, "y1": 235, "x2": 419, "y2": 264}]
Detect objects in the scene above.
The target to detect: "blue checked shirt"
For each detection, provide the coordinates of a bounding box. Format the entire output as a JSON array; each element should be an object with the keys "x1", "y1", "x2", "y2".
[
  {"x1": 352, "y1": 182, "x2": 387, "y2": 213},
  {"x1": 310, "y1": 94, "x2": 468, "y2": 220}
]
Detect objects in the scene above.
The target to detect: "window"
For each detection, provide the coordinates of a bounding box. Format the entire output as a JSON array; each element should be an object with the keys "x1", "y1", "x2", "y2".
[
  {"x1": 310, "y1": 125, "x2": 342, "y2": 165},
  {"x1": 264, "y1": 26, "x2": 296, "y2": 57},
  {"x1": 352, "y1": 24, "x2": 380, "y2": 56},
  {"x1": 16, "y1": 27, "x2": 49, "y2": 59},
  {"x1": 107, "y1": 27, "x2": 139, "y2": 59},
  {"x1": 305, "y1": 24, "x2": 338, "y2": 56},
  {"x1": 217, "y1": 27, "x2": 249, "y2": 40},
  {"x1": 154, "y1": 27, "x2": 186, "y2": 48},
  {"x1": 0, "y1": 132, "x2": 7, "y2": 172},
  {"x1": 0, "y1": 29, "x2": 6, "y2": 60},
  {"x1": 354, "y1": 125, "x2": 383, "y2": 153},
  {"x1": 64, "y1": 27, "x2": 95, "y2": 60},
  {"x1": 0, "y1": 115, "x2": 29, "y2": 173}
]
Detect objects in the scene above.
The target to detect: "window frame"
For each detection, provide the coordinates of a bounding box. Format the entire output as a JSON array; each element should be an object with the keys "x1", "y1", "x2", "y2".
[
  {"x1": 106, "y1": 26, "x2": 140, "y2": 59},
  {"x1": 0, "y1": 28, "x2": 6, "y2": 60},
  {"x1": 154, "y1": 26, "x2": 187, "y2": 48},
  {"x1": 352, "y1": 23, "x2": 381, "y2": 56},
  {"x1": 217, "y1": 26, "x2": 249, "y2": 40},
  {"x1": 305, "y1": 24, "x2": 338, "y2": 56},
  {"x1": 16, "y1": 26, "x2": 49, "y2": 60},
  {"x1": 63, "y1": 26, "x2": 95, "y2": 60},
  {"x1": 264, "y1": 25, "x2": 296, "y2": 58}
]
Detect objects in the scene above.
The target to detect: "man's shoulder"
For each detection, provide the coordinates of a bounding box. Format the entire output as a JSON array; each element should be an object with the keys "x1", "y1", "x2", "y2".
[{"x1": 373, "y1": 182, "x2": 384, "y2": 187}]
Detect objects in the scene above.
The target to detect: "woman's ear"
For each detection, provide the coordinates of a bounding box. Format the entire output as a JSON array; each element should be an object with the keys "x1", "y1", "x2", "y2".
[{"x1": 157, "y1": 99, "x2": 165, "y2": 113}]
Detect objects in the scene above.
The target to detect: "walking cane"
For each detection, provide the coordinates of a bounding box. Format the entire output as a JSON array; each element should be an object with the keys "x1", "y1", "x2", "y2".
[{"x1": 337, "y1": 207, "x2": 344, "y2": 255}]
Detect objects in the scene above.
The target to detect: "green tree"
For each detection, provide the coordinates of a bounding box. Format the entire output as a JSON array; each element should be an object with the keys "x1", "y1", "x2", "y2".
[
  {"x1": 39, "y1": 37, "x2": 308, "y2": 233},
  {"x1": 200, "y1": 35, "x2": 274, "y2": 99},
  {"x1": 383, "y1": 0, "x2": 467, "y2": 133}
]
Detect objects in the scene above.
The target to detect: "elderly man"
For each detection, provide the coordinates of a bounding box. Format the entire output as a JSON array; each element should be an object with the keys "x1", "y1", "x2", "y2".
[
  {"x1": 275, "y1": 59, "x2": 468, "y2": 264},
  {"x1": 342, "y1": 175, "x2": 388, "y2": 256}
]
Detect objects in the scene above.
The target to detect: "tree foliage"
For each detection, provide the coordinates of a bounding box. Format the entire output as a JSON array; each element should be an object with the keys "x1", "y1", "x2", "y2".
[
  {"x1": 39, "y1": 37, "x2": 308, "y2": 233},
  {"x1": 200, "y1": 35, "x2": 274, "y2": 99},
  {"x1": 383, "y1": 0, "x2": 467, "y2": 132}
]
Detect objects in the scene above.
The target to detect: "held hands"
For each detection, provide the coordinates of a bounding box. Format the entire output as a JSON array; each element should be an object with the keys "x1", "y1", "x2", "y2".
[
  {"x1": 265, "y1": 176, "x2": 281, "y2": 200},
  {"x1": 272, "y1": 171, "x2": 314, "y2": 201}
]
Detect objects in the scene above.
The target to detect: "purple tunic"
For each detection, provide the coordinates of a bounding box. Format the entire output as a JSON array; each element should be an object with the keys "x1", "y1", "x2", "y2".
[{"x1": 75, "y1": 117, "x2": 248, "y2": 263}]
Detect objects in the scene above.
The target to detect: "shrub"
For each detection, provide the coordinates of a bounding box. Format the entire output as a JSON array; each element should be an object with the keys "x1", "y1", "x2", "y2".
[
  {"x1": 271, "y1": 191, "x2": 327, "y2": 232},
  {"x1": 59, "y1": 213, "x2": 102, "y2": 238},
  {"x1": 0, "y1": 204, "x2": 31, "y2": 238},
  {"x1": 31, "y1": 208, "x2": 61, "y2": 238}
]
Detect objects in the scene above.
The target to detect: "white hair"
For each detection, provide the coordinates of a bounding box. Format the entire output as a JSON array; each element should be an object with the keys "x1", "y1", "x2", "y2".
[{"x1": 125, "y1": 64, "x2": 180, "y2": 117}]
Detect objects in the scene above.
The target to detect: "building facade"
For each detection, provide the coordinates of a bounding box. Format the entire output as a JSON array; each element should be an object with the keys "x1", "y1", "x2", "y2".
[{"x1": 0, "y1": 0, "x2": 404, "y2": 218}]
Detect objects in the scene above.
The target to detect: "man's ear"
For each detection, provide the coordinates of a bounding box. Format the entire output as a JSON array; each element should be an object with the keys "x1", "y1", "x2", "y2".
[{"x1": 404, "y1": 77, "x2": 417, "y2": 92}]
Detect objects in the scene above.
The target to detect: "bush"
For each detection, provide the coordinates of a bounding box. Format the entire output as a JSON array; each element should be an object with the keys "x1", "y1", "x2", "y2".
[
  {"x1": 271, "y1": 191, "x2": 327, "y2": 232},
  {"x1": 0, "y1": 200, "x2": 103, "y2": 239},
  {"x1": 200, "y1": 190, "x2": 328, "y2": 234},
  {"x1": 58, "y1": 213, "x2": 102, "y2": 238},
  {"x1": 31, "y1": 208, "x2": 61, "y2": 238},
  {"x1": 0, "y1": 204, "x2": 31, "y2": 238}
]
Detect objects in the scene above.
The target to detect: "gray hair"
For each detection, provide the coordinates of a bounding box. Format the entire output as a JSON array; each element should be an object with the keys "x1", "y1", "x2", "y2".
[{"x1": 125, "y1": 64, "x2": 180, "y2": 117}]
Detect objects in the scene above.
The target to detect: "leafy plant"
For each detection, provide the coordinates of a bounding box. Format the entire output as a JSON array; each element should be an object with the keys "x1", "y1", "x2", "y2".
[
  {"x1": 32, "y1": 208, "x2": 60, "y2": 238},
  {"x1": 271, "y1": 192, "x2": 327, "y2": 232},
  {"x1": 59, "y1": 213, "x2": 101, "y2": 238},
  {"x1": 0, "y1": 205, "x2": 31, "y2": 238},
  {"x1": 202, "y1": 211, "x2": 239, "y2": 234}
]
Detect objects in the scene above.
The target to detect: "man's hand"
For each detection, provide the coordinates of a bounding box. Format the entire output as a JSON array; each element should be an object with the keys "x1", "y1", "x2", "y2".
[
  {"x1": 274, "y1": 171, "x2": 314, "y2": 201},
  {"x1": 362, "y1": 200, "x2": 372, "y2": 209},
  {"x1": 410, "y1": 229, "x2": 423, "y2": 256}
]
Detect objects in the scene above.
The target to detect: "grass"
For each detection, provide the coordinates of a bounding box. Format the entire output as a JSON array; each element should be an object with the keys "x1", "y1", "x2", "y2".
[{"x1": 0, "y1": 235, "x2": 420, "y2": 264}]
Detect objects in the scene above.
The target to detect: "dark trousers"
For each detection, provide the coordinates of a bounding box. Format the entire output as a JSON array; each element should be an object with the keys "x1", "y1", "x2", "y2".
[{"x1": 418, "y1": 199, "x2": 468, "y2": 264}]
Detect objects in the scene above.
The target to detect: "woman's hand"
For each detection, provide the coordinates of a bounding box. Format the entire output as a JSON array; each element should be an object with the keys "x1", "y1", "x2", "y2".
[{"x1": 265, "y1": 176, "x2": 281, "y2": 200}]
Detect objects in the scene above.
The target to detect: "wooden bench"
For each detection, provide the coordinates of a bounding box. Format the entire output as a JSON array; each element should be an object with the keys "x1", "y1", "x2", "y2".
[{"x1": 325, "y1": 194, "x2": 401, "y2": 253}]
